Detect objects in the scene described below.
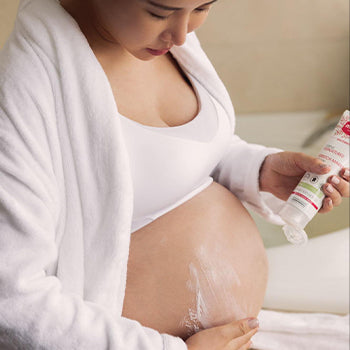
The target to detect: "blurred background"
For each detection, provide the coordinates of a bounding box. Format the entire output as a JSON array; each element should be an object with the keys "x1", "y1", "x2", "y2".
[
  {"x1": 0, "y1": 0, "x2": 349, "y2": 246},
  {"x1": 198, "y1": 0, "x2": 349, "y2": 114},
  {"x1": 1, "y1": 0, "x2": 349, "y2": 114}
]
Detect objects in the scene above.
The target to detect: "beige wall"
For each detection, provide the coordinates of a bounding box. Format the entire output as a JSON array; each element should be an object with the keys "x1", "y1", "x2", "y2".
[
  {"x1": 1, "y1": 0, "x2": 349, "y2": 114},
  {"x1": 197, "y1": 0, "x2": 349, "y2": 113},
  {"x1": 0, "y1": 0, "x2": 19, "y2": 46}
]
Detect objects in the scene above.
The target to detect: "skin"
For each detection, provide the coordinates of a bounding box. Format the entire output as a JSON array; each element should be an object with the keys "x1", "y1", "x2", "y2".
[
  {"x1": 122, "y1": 182, "x2": 268, "y2": 339},
  {"x1": 60, "y1": 0, "x2": 214, "y2": 61},
  {"x1": 60, "y1": 0, "x2": 350, "y2": 348}
]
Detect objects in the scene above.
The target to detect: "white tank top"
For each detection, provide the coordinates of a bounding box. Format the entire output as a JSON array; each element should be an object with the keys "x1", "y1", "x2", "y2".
[{"x1": 120, "y1": 72, "x2": 232, "y2": 233}]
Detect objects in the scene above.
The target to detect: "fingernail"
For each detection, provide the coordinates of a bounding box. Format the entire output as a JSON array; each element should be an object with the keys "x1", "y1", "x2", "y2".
[
  {"x1": 326, "y1": 184, "x2": 334, "y2": 193},
  {"x1": 344, "y1": 169, "x2": 350, "y2": 177},
  {"x1": 331, "y1": 176, "x2": 340, "y2": 185},
  {"x1": 319, "y1": 162, "x2": 329, "y2": 169},
  {"x1": 327, "y1": 198, "x2": 333, "y2": 206},
  {"x1": 248, "y1": 318, "x2": 259, "y2": 329}
]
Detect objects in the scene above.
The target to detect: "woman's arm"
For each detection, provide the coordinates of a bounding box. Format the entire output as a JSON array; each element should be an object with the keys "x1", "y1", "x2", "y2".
[{"x1": 210, "y1": 134, "x2": 285, "y2": 224}]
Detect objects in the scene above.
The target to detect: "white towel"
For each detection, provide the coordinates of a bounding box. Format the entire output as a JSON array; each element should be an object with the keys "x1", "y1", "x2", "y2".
[
  {"x1": 252, "y1": 309, "x2": 349, "y2": 350},
  {"x1": 254, "y1": 230, "x2": 350, "y2": 350},
  {"x1": 264, "y1": 229, "x2": 349, "y2": 314}
]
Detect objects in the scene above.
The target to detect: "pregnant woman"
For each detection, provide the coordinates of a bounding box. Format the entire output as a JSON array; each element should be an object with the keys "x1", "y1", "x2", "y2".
[{"x1": 0, "y1": 0, "x2": 348, "y2": 349}]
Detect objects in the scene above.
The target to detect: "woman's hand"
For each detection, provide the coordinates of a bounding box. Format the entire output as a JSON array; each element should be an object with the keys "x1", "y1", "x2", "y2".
[
  {"x1": 185, "y1": 317, "x2": 259, "y2": 350},
  {"x1": 259, "y1": 151, "x2": 350, "y2": 213}
]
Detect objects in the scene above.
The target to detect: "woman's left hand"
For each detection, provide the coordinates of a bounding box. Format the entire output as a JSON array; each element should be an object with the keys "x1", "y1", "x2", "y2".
[{"x1": 259, "y1": 151, "x2": 350, "y2": 213}]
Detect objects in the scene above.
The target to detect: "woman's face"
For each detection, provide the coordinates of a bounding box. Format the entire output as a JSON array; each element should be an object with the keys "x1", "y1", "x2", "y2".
[{"x1": 88, "y1": 0, "x2": 217, "y2": 60}]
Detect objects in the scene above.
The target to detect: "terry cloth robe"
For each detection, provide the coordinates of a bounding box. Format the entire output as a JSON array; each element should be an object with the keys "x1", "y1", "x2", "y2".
[{"x1": 0, "y1": 0, "x2": 285, "y2": 348}]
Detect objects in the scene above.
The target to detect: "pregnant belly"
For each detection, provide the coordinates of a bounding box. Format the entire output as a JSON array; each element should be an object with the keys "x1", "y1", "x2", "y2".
[{"x1": 122, "y1": 181, "x2": 268, "y2": 340}]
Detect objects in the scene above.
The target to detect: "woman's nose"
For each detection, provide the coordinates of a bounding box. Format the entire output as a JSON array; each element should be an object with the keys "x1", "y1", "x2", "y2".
[
  {"x1": 171, "y1": 26, "x2": 187, "y2": 46},
  {"x1": 162, "y1": 17, "x2": 189, "y2": 46}
]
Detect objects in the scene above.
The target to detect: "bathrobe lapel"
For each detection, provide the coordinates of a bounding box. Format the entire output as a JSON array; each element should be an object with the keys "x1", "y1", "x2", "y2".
[{"x1": 15, "y1": 0, "x2": 134, "y2": 316}]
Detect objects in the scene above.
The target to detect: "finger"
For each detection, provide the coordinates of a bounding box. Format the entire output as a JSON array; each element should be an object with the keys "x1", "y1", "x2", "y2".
[
  {"x1": 237, "y1": 340, "x2": 254, "y2": 350},
  {"x1": 319, "y1": 197, "x2": 333, "y2": 213},
  {"x1": 328, "y1": 175, "x2": 350, "y2": 198},
  {"x1": 223, "y1": 318, "x2": 259, "y2": 339},
  {"x1": 323, "y1": 183, "x2": 343, "y2": 206},
  {"x1": 228, "y1": 328, "x2": 258, "y2": 349},
  {"x1": 295, "y1": 153, "x2": 331, "y2": 174},
  {"x1": 340, "y1": 168, "x2": 350, "y2": 182}
]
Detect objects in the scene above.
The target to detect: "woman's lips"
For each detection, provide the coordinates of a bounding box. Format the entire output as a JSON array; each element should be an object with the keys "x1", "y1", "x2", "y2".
[{"x1": 146, "y1": 48, "x2": 170, "y2": 56}]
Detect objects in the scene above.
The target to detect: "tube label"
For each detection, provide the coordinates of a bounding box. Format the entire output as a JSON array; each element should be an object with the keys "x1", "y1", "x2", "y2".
[{"x1": 286, "y1": 110, "x2": 350, "y2": 220}]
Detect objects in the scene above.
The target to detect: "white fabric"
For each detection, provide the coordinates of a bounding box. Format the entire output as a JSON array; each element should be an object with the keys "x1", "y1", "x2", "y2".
[
  {"x1": 0, "y1": 0, "x2": 284, "y2": 348},
  {"x1": 252, "y1": 309, "x2": 349, "y2": 350},
  {"x1": 263, "y1": 228, "x2": 349, "y2": 314},
  {"x1": 120, "y1": 69, "x2": 218, "y2": 142},
  {"x1": 121, "y1": 74, "x2": 234, "y2": 233},
  {"x1": 252, "y1": 229, "x2": 350, "y2": 349}
]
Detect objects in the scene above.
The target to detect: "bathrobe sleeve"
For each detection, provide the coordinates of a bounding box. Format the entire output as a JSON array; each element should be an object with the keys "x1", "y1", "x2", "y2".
[
  {"x1": 177, "y1": 31, "x2": 286, "y2": 225},
  {"x1": 210, "y1": 135, "x2": 286, "y2": 225},
  {"x1": 0, "y1": 52, "x2": 186, "y2": 350}
]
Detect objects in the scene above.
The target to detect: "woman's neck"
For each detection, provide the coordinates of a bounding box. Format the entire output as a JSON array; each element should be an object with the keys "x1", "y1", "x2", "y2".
[
  {"x1": 59, "y1": 0, "x2": 161, "y2": 70},
  {"x1": 60, "y1": 0, "x2": 122, "y2": 57}
]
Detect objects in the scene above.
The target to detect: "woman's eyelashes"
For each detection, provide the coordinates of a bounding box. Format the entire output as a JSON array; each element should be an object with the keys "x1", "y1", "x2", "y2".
[
  {"x1": 147, "y1": 7, "x2": 211, "y2": 21},
  {"x1": 148, "y1": 11, "x2": 171, "y2": 20}
]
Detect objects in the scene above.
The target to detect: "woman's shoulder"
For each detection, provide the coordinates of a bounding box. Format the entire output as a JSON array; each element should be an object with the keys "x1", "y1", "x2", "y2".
[
  {"x1": 0, "y1": 0, "x2": 83, "y2": 104},
  {"x1": 0, "y1": 28, "x2": 56, "y2": 132},
  {"x1": 0, "y1": 0, "x2": 62, "y2": 93},
  {"x1": 0, "y1": 35, "x2": 53, "y2": 109}
]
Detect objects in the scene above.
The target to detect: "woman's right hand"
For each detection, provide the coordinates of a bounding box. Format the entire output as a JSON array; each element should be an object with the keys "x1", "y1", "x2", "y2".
[{"x1": 185, "y1": 317, "x2": 259, "y2": 350}]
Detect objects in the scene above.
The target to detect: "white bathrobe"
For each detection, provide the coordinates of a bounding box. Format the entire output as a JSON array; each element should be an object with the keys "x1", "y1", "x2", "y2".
[{"x1": 0, "y1": 0, "x2": 284, "y2": 348}]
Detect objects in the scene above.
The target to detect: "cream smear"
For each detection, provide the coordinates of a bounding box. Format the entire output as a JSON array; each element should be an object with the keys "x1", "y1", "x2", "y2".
[{"x1": 181, "y1": 243, "x2": 247, "y2": 335}]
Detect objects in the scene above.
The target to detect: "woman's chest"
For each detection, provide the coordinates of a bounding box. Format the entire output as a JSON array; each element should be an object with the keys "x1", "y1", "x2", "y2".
[{"x1": 106, "y1": 54, "x2": 199, "y2": 128}]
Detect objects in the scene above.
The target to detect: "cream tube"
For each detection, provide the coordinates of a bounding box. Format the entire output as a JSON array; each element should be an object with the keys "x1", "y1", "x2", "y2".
[{"x1": 279, "y1": 110, "x2": 350, "y2": 245}]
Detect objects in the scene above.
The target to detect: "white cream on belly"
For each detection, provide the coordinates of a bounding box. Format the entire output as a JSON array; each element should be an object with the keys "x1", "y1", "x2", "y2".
[{"x1": 181, "y1": 242, "x2": 248, "y2": 335}]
